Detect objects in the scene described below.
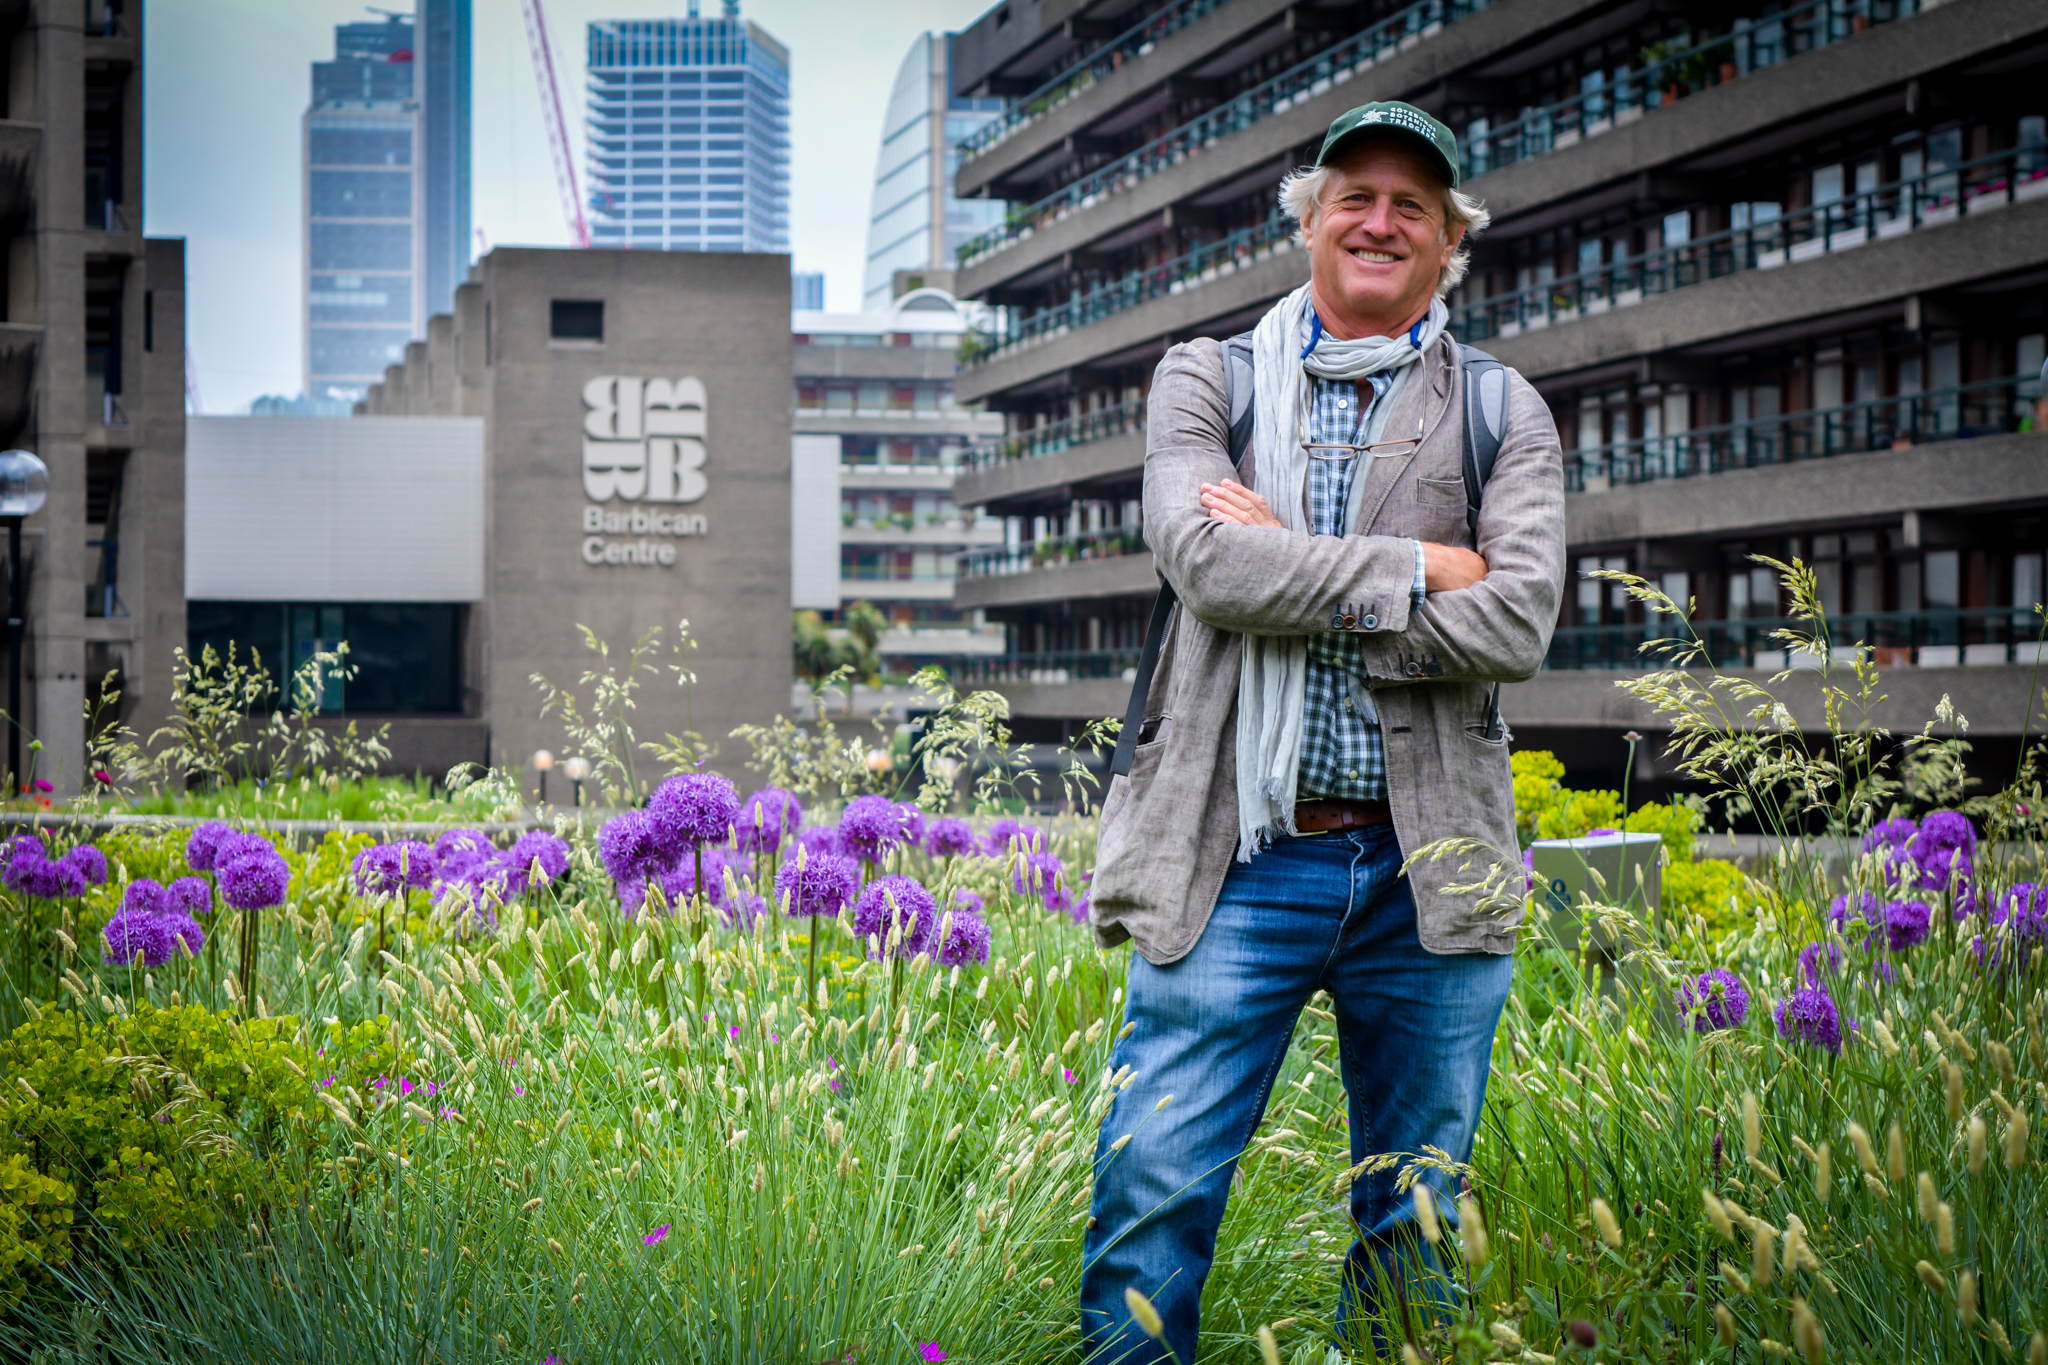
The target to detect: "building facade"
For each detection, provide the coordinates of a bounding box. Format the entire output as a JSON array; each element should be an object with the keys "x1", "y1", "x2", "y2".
[
  {"x1": 789, "y1": 288, "x2": 1006, "y2": 667},
  {"x1": 944, "y1": 0, "x2": 2048, "y2": 783},
  {"x1": 325, "y1": 247, "x2": 795, "y2": 776},
  {"x1": 861, "y1": 32, "x2": 1005, "y2": 310},
  {"x1": 585, "y1": 11, "x2": 790, "y2": 254},
  {"x1": 0, "y1": 0, "x2": 186, "y2": 796},
  {"x1": 302, "y1": 3, "x2": 471, "y2": 407}
]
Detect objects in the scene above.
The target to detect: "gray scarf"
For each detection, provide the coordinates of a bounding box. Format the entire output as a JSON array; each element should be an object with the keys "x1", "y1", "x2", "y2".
[{"x1": 1234, "y1": 285, "x2": 1448, "y2": 860}]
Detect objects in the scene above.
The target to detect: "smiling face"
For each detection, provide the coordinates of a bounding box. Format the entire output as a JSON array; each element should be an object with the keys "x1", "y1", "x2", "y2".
[{"x1": 1303, "y1": 138, "x2": 1463, "y2": 340}]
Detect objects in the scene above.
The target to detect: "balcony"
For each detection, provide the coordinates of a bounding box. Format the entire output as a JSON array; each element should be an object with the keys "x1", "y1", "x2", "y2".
[
  {"x1": 955, "y1": 535, "x2": 1157, "y2": 611},
  {"x1": 1547, "y1": 609, "x2": 2045, "y2": 672},
  {"x1": 1461, "y1": 140, "x2": 2048, "y2": 347},
  {"x1": 1569, "y1": 375, "x2": 2039, "y2": 495},
  {"x1": 955, "y1": 397, "x2": 1147, "y2": 511}
]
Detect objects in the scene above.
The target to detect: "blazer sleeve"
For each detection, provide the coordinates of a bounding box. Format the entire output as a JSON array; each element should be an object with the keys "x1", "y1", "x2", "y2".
[
  {"x1": 1359, "y1": 370, "x2": 1566, "y2": 683},
  {"x1": 1142, "y1": 340, "x2": 1425, "y2": 638}
]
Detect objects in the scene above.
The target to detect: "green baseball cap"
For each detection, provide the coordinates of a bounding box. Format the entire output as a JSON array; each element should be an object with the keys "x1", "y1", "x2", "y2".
[{"x1": 1315, "y1": 101, "x2": 1461, "y2": 187}]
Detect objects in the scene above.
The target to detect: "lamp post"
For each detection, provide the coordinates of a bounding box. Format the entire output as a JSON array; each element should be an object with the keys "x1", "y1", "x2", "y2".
[
  {"x1": 562, "y1": 755, "x2": 592, "y2": 808},
  {"x1": 0, "y1": 451, "x2": 48, "y2": 797},
  {"x1": 532, "y1": 749, "x2": 554, "y2": 806}
]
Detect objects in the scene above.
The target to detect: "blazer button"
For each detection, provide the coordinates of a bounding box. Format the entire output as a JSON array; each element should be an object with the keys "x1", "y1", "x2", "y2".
[
  {"x1": 1340, "y1": 613, "x2": 1358, "y2": 630},
  {"x1": 1362, "y1": 614, "x2": 1377, "y2": 629},
  {"x1": 1330, "y1": 611, "x2": 1346, "y2": 629},
  {"x1": 1403, "y1": 661, "x2": 1421, "y2": 678}
]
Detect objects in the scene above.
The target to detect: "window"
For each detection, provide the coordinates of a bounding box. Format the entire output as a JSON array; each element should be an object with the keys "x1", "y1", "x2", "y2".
[
  {"x1": 551, "y1": 299, "x2": 604, "y2": 341},
  {"x1": 186, "y1": 602, "x2": 464, "y2": 714}
]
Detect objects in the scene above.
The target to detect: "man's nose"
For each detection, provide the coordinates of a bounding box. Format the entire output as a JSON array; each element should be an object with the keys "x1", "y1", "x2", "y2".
[{"x1": 1352, "y1": 199, "x2": 1399, "y2": 238}]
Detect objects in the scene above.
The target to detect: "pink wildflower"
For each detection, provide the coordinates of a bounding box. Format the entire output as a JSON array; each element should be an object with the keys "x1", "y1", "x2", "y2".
[
  {"x1": 919, "y1": 1346, "x2": 947, "y2": 1362},
  {"x1": 643, "y1": 1224, "x2": 670, "y2": 1246}
]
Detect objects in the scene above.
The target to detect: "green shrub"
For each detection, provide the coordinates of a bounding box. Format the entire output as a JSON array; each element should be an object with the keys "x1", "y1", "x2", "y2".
[
  {"x1": 0, "y1": 1154, "x2": 72, "y2": 1306},
  {"x1": 0, "y1": 1003, "x2": 326, "y2": 1286},
  {"x1": 1659, "y1": 855, "x2": 1752, "y2": 942}
]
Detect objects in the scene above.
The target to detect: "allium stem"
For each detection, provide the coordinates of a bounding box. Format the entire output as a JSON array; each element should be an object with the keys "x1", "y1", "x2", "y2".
[
  {"x1": 692, "y1": 844, "x2": 707, "y2": 1011},
  {"x1": 806, "y1": 920, "x2": 819, "y2": 1013}
]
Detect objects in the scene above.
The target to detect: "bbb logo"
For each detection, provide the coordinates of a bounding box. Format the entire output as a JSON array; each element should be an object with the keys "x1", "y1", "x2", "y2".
[{"x1": 582, "y1": 376, "x2": 708, "y2": 503}]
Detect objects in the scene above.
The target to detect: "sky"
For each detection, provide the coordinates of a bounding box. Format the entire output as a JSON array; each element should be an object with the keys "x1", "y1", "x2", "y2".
[{"x1": 146, "y1": 0, "x2": 993, "y2": 414}]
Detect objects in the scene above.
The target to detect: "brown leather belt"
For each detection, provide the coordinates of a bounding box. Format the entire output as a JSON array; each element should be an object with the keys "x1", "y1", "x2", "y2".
[{"x1": 1294, "y1": 798, "x2": 1392, "y2": 832}]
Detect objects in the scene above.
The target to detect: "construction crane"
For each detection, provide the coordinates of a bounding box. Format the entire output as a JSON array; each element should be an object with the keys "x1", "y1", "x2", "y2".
[{"x1": 519, "y1": 0, "x2": 590, "y2": 248}]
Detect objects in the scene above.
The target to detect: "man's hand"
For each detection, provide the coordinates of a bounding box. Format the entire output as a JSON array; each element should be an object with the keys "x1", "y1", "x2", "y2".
[
  {"x1": 1200, "y1": 479, "x2": 1281, "y2": 529},
  {"x1": 1423, "y1": 542, "x2": 1488, "y2": 593}
]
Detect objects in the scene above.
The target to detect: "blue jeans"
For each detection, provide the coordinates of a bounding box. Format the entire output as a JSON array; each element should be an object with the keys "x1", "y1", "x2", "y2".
[{"x1": 1079, "y1": 826, "x2": 1513, "y2": 1363}]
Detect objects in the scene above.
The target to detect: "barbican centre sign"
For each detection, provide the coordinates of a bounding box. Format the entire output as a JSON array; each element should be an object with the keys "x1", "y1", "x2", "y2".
[{"x1": 579, "y1": 375, "x2": 710, "y2": 566}]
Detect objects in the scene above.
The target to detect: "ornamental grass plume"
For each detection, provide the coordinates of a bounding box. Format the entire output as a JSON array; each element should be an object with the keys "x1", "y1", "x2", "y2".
[
  {"x1": 2008, "y1": 1109, "x2": 2030, "y2": 1170},
  {"x1": 1743, "y1": 1092, "x2": 1762, "y2": 1161},
  {"x1": 1457, "y1": 1194, "x2": 1489, "y2": 1266},
  {"x1": 1413, "y1": 1184, "x2": 1442, "y2": 1244},
  {"x1": 1677, "y1": 969, "x2": 1750, "y2": 1031},
  {"x1": 1775, "y1": 985, "x2": 1844, "y2": 1053},
  {"x1": 1123, "y1": 1287, "x2": 1166, "y2": 1344},
  {"x1": 1590, "y1": 1196, "x2": 1622, "y2": 1248},
  {"x1": 852, "y1": 875, "x2": 938, "y2": 960},
  {"x1": 838, "y1": 794, "x2": 913, "y2": 863},
  {"x1": 733, "y1": 787, "x2": 802, "y2": 854},
  {"x1": 1887, "y1": 1122, "x2": 1908, "y2": 1182},
  {"x1": 1791, "y1": 1297, "x2": 1825, "y2": 1364}
]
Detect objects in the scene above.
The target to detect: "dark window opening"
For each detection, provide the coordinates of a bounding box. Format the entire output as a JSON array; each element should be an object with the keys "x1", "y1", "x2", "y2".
[
  {"x1": 551, "y1": 299, "x2": 604, "y2": 341},
  {"x1": 85, "y1": 256, "x2": 125, "y2": 422},
  {"x1": 85, "y1": 451, "x2": 125, "y2": 620},
  {"x1": 186, "y1": 601, "x2": 466, "y2": 715},
  {"x1": 84, "y1": 61, "x2": 125, "y2": 231},
  {"x1": 142, "y1": 289, "x2": 152, "y2": 351}
]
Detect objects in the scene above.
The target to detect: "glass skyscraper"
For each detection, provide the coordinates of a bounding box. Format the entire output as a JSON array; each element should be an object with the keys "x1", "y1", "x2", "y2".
[
  {"x1": 861, "y1": 34, "x2": 1002, "y2": 310},
  {"x1": 302, "y1": 2, "x2": 471, "y2": 406},
  {"x1": 584, "y1": 10, "x2": 790, "y2": 253}
]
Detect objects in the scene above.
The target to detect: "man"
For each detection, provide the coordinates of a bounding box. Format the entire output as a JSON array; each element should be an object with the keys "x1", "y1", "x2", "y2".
[{"x1": 1081, "y1": 102, "x2": 1565, "y2": 1361}]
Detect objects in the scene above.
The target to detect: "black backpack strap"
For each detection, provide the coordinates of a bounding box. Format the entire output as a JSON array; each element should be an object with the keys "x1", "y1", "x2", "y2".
[
  {"x1": 1108, "y1": 581, "x2": 1176, "y2": 778},
  {"x1": 1110, "y1": 334, "x2": 1253, "y2": 779},
  {"x1": 1457, "y1": 342, "x2": 1509, "y2": 538}
]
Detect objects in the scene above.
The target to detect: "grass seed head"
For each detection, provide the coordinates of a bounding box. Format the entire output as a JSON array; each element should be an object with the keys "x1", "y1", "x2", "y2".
[
  {"x1": 1703, "y1": 1189, "x2": 1735, "y2": 1241},
  {"x1": 1258, "y1": 1324, "x2": 1282, "y2": 1365},
  {"x1": 1916, "y1": 1260, "x2": 1947, "y2": 1295},
  {"x1": 1123, "y1": 1287, "x2": 1165, "y2": 1341},
  {"x1": 1750, "y1": 1222, "x2": 1775, "y2": 1286},
  {"x1": 2007, "y1": 1109, "x2": 2030, "y2": 1170},
  {"x1": 1944, "y1": 1060, "x2": 1964, "y2": 1124},
  {"x1": 1791, "y1": 1298, "x2": 1824, "y2": 1364},
  {"x1": 1968, "y1": 1115, "x2": 1988, "y2": 1174},
  {"x1": 1887, "y1": 1123, "x2": 1907, "y2": 1182},
  {"x1": 1714, "y1": 1303, "x2": 1738, "y2": 1346},
  {"x1": 1846, "y1": 1122, "x2": 1878, "y2": 1178},
  {"x1": 1814, "y1": 1143, "x2": 1831, "y2": 1203},
  {"x1": 1958, "y1": 1270, "x2": 1978, "y2": 1327},
  {"x1": 1743, "y1": 1092, "x2": 1762, "y2": 1160},
  {"x1": 1916, "y1": 1171, "x2": 1938, "y2": 1224},
  {"x1": 1414, "y1": 1185, "x2": 1442, "y2": 1244},
  {"x1": 1457, "y1": 1195, "x2": 1488, "y2": 1267},
  {"x1": 1936, "y1": 1202, "x2": 1955, "y2": 1257},
  {"x1": 2029, "y1": 1332, "x2": 2046, "y2": 1365},
  {"x1": 1590, "y1": 1196, "x2": 1621, "y2": 1249}
]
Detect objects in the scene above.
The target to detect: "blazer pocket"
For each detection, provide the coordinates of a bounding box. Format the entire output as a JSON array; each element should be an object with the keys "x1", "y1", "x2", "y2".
[{"x1": 1415, "y1": 476, "x2": 1467, "y2": 507}]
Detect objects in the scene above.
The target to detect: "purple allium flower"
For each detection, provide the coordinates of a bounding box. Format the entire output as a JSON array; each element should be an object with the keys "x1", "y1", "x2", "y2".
[
  {"x1": 984, "y1": 818, "x2": 1047, "y2": 856},
  {"x1": 507, "y1": 831, "x2": 571, "y2": 891},
  {"x1": 1863, "y1": 816, "x2": 1918, "y2": 854},
  {"x1": 599, "y1": 809, "x2": 673, "y2": 888},
  {"x1": 47, "y1": 858, "x2": 88, "y2": 899},
  {"x1": 1070, "y1": 888, "x2": 1093, "y2": 926},
  {"x1": 217, "y1": 838, "x2": 291, "y2": 911},
  {"x1": 643, "y1": 1224, "x2": 670, "y2": 1246},
  {"x1": 61, "y1": 845, "x2": 108, "y2": 887},
  {"x1": 952, "y1": 887, "x2": 985, "y2": 916},
  {"x1": 1586, "y1": 827, "x2": 1619, "y2": 838},
  {"x1": 1774, "y1": 985, "x2": 1844, "y2": 1053},
  {"x1": 1676, "y1": 969, "x2": 1750, "y2": 1031},
  {"x1": 102, "y1": 909, "x2": 176, "y2": 969},
  {"x1": 121, "y1": 879, "x2": 169, "y2": 916},
  {"x1": 773, "y1": 850, "x2": 859, "y2": 919},
  {"x1": 851, "y1": 874, "x2": 940, "y2": 957},
  {"x1": 796, "y1": 826, "x2": 841, "y2": 860},
  {"x1": 185, "y1": 822, "x2": 234, "y2": 872},
  {"x1": 649, "y1": 772, "x2": 742, "y2": 850},
  {"x1": 164, "y1": 914, "x2": 205, "y2": 958},
  {"x1": 923, "y1": 818, "x2": 977, "y2": 858},
  {"x1": 1827, "y1": 890, "x2": 1878, "y2": 932},
  {"x1": 167, "y1": 876, "x2": 212, "y2": 916},
  {"x1": 352, "y1": 840, "x2": 436, "y2": 898},
  {"x1": 1876, "y1": 899, "x2": 1933, "y2": 952},
  {"x1": 1011, "y1": 848, "x2": 1064, "y2": 902},
  {"x1": 733, "y1": 788, "x2": 802, "y2": 855},
  {"x1": 1913, "y1": 810, "x2": 1977, "y2": 895},
  {"x1": 1993, "y1": 883, "x2": 2048, "y2": 941},
  {"x1": 838, "y1": 794, "x2": 913, "y2": 863},
  {"x1": 937, "y1": 910, "x2": 992, "y2": 966},
  {"x1": 1, "y1": 835, "x2": 46, "y2": 893},
  {"x1": 894, "y1": 803, "x2": 929, "y2": 846},
  {"x1": 1797, "y1": 940, "x2": 1846, "y2": 985}
]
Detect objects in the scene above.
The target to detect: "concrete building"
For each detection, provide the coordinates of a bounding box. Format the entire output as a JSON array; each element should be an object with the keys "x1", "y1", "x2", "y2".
[
  {"x1": 302, "y1": 4, "x2": 473, "y2": 407},
  {"x1": 0, "y1": 0, "x2": 185, "y2": 797},
  {"x1": 861, "y1": 32, "x2": 1005, "y2": 310},
  {"x1": 185, "y1": 247, "x2": 792, "y2": 780},
  {"x1": 585, "y1": 10, "x2": 790, "y2": 254},
  {"x1": 944, "y1": 0, "x2": 2048, "y2": 784},
  {"x1": 789, "y1": 288, "x2": 1006, "y2": 668}
]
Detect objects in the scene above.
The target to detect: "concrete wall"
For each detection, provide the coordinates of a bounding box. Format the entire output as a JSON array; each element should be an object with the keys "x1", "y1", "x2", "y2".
[
  {"x1": 954, "y1": 426, "x2": 1144, "y2": 513},
  {"x1": 955, "y1": 548, "x2": 1155, "y2": 610},
  {"x1": 471, "y1": 247, "x2": 793, "y2": 778}
]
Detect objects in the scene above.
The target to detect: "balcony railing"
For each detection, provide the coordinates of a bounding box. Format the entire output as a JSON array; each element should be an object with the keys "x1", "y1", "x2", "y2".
[
  {"x1": 959, "y1": 0, "x2": 1931, "y2": 274},
  {"x1": 974, "y1": 211, "x2": 1297, "y2": 365},
  {"x1": 1457, "y1": 142, "x2": 2048, "y2": 345},
  {"x1": 957, "y1": 0, "x2": 1239, "y2": 161},
  {"x1": 1548, "y1": 608, "x2": 2044, "y2": 671},
  {"x1": 959, "y1": 525, "x2": 1148, "y2": 578},
  {"x1": 841, "y1": 565, "x2": 956, "y2": 582},
  {"x1": 950, "y1": 649, "x2": 1144, "y2": 684},
  {"x1": 957, "y1": 0, "x2": 1495, "y2": 269},
  {"x1": 964, "y1": 397, "x2": 1148, "y2": 471},
  {"x1": 1569, "y1": 375, "x2": 2040, "y2": 493}
]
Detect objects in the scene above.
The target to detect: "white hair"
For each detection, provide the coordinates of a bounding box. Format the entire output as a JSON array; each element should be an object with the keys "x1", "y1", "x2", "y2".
[{"x1": 1277, "y1": 161, "x2": 1490, "y2": 297}]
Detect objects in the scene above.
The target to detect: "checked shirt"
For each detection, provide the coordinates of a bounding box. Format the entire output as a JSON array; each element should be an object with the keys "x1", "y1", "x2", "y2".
[{"x1": 1296, "y1": 371, "x2": 1429, "y2": 803}]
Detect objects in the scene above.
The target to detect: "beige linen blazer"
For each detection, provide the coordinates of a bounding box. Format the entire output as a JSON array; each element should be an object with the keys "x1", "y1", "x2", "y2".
[{"x1": 1090, "y1": 333, "x2": 1566, "y2": 964}]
